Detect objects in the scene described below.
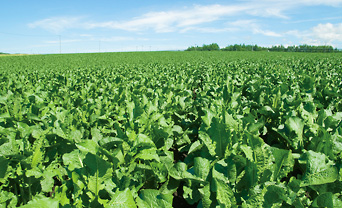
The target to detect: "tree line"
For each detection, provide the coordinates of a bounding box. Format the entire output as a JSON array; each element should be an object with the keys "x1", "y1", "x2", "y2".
[{"x1": 185, "y1": 43, "x2": 341, "y2": 53}]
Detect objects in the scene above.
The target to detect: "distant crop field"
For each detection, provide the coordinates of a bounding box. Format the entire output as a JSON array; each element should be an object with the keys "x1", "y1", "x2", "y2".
[
  {"x1": 0, "y1": 54, "x2": 32, "y2": 57},
  {"x1": 0, "y1": 51, "x2": 342, "y2": 207}
]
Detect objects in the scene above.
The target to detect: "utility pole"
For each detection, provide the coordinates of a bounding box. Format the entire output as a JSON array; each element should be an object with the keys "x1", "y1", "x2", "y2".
[{"x1": 99, "y1": 40, "x2": 101, "y2": 53}]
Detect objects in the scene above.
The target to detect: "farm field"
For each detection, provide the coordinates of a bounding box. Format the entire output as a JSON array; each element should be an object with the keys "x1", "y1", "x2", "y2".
[{"x1": 0, "y1": 51, "x2": 342, "y2": 207}]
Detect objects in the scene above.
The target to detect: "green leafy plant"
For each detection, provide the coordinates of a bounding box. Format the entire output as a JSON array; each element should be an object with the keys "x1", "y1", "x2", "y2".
[{"x1": 0, "y1": 51, "x2": 341, "y2": 207}]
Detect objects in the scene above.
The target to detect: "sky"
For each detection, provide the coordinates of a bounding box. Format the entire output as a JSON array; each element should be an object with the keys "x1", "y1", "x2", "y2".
[{"x1": 1, "y1": 0, "x2": 342, "y2": 54}]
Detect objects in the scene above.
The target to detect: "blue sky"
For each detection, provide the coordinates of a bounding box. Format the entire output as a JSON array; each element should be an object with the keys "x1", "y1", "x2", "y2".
[{"x1": 1, "y1": 0, "x2": 342, "y2": 53}]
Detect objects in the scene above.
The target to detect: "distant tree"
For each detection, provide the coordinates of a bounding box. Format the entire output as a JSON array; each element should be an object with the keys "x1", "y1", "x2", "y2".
[
  {"x1": 186, "y1": 43, "x2": 340, "y2": 53},
  {"x1": 202, "y1": 43, "x2": 220, "y2": 51},
  {"x1": 185, "y1": 46, "x2": 198, "y2": 51},
  {"x1": 186, "y1": 43, "x2": 220, "y2": 51},
  {"x1": 221, "y1": 44, "x2": 267, "y2": 51}
]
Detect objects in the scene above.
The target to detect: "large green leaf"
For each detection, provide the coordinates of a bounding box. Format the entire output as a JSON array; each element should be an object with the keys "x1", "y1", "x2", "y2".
[
  {"x1": 206, "y1": 117, "x2": 231, "y2": 157},
  {"x1": 83, "y1": 153, "x2": 113, "y2": 197},
  {"x1": 62, "y1": 149, "x2": 85, "y2": 170},
  {"x1": 300, "y1": 150, "x2": 339, "y2": 187},
  {"x1": 107, "y1": 188, "x2": 137, "y2": 208},
  {"x1": 136, "y1": 189, "x2": 173, "y2": 208},
  {"x1": 270, "y1": 147, "x2": 294, "y2": 181},
  {"x1": 0, "y1": 156, "x2": 8, "y2": 179},
  {"x1": 273, "y1": 116, "x2": 305, "y2": 150},
  {"x1": 199, "y1": 117, "x2": 231, "y2": 157},
  {"x1": 91, "y1": 127, "x2": 103, "y2": 143},
  {"x1": 188, "y1": 140, "x2": 203, "y2": 155},
  {"x1": 201, "y1": 108, "x2": 215, "y2": 127},
  {"x1": 40, "y1": 169, "x2": 57, "y2": 193},
  {"x1": 198, "y1": 131, "x2": 216, "y2": 156},
  {"x1": 134, "y1": 148, "x2": 160, "y2": 162},
  {"x1": 198, "y1": 184, "x2": 212, "y2": 208},
  {"x1": 302, "y1": 76, "x2": 314, "y2": 91},
  {"x1": 0, "y1": 191, "x2": 17, "y2": 208},
  {"x1": 211, "y1": 178, "x2": 235, "y2": 207},
  {"x1": 263, "y1": 183, "x2": 288, "y2": 207},
  {"x1": 312, "y1": 192, "x2": 342, "y2": 208},
  {"x1": 212, "y1": 158, "x2": 237, "y2": 185},
  {"x1": 0, "y1": 137, "x2": 19, "y2": 157},
  {"x1": 75, "y1": 140, "x2": 98, "y2": 155},
  {"x1": 194, "y1": 157, "x2": 210, "y2": 180},
  {"x1": 241, "y1": 185, "x2": 264, "y2": 208},
  {"x1": 168, "y1": 162, "x2": 204, "y2": 183},
  {"x1": 285, "y1": 117, "x2": 304, "y2": 149},
  {"x1": 19, "y1": 195, "x2": 59, "y2": 208},
  {"x1": 246, "y1": 133, "x2": 274, "y2": 178},
  {"x1": 134, "y1": 134, "x2": 156, "y2": 148}
]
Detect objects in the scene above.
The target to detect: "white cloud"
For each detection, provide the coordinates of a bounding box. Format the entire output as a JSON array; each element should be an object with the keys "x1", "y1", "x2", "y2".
[
  {"x1": 248, "y1": 0, "x2": 342, "y2": 7},
  {"x1": 178, "y1": 18, "x2": 282, "y2": 37},
  {"x1": 28, "y1": 16, "x2": 86, "y2": 33},
  {"x1": 225, "y1": 19, "x2": 282, "y2": 37},
  {"x1": 284, "y1": 16, "x2": 342, "y2": 24},
  {"x1": 285, "y1": 22, "x2": 342, "y2": 47},
  {"x1": 180, "y1": 26, "x2": 238, "y2": 33},
  {"x1": 228, "y1": 19, "x2": 258, "y2": 27},
  {"x1": 243, "y1": 0, "x2": 342, "y2": 19},
  {"x1": 28, "y1": 3, "x2": 290, "y2": 34},
  {"x1": 27, "y1": 1, "x2": 342, "y2": 43},
  {"x1": 253, "y1": 28, "x2": 282, "y2": 37},
  {"x1": 312, "y1": 23, "x2": 342, "y2": 42},
  {"x1": 85, "y1": 4, "x2": 253, "y2": 33},
  {"x1": 294, "y1": 0, "x2": 342, "y2": 6}
]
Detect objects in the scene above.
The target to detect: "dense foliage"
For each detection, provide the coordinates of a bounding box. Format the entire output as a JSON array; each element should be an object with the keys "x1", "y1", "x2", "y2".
[
  {"x1": 0, "y1": 51, "x2": 342, "y2": 207},
  {"x1": 186, "y1": 44, "x2": 341, "y2": 52},
  {"x1": 185, "y1": 43, "x2": 221, "y2": 51}
]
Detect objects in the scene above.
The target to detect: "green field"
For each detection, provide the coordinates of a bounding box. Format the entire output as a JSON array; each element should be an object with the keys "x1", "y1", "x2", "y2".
[{"x1": 1, "y1": 51, "x2": 342, "y2": 207}]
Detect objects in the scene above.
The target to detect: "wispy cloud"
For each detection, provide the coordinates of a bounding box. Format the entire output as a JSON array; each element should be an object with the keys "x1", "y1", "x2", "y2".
[
  {"x1": 27, "y1": 1, "x2": 342, "y2": 42},
  {"x1": 284, "y1": 16, "x2": 342, "y2": 24},
  {"x1": 224, "y1": 19, "x2": 282, "y2": 37},
  {"x1": 286, "y1": 22, "x2": 342, "y2": 46},
  {"x1": 98, "y1": 36, "x2": 149, "y2": 42},
  {"x1": 86, "y1": 4, "x2": 256, "y2": 33},
  {"x1": 45, "y1": 39, "x2": 83, "y2": 44},
  {"x1": 27, "y1": 3, "x2": 290, "y2": 34},
  {"x1": 44, "y1": 36, "x2": 149, "y2": 44},
  {"x1": 28, "y1": 16, "x2": 86, "y2": 33},
  {"x1": 253, "y1": 29, "x2": 282, "y2": 37},
  {"x1": 180, "y1": 26, "x2": 238, "y2": 33},
  {"x1": 247, "y1": 0, "x2": 342, "y2": 7},
  {"x1": 296, "y1": 0, "x2": 342, "y2": 6}
]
